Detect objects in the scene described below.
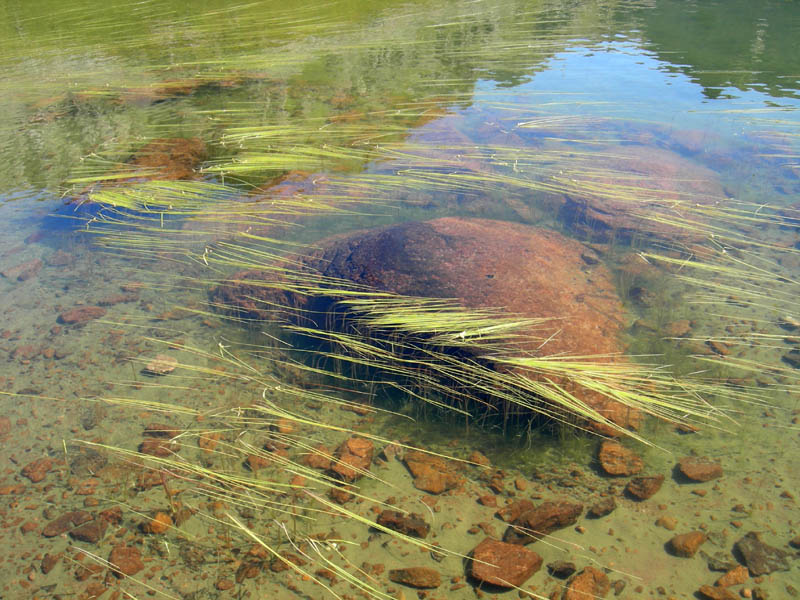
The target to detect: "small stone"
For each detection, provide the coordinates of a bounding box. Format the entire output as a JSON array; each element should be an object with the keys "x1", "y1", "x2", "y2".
[
  {"x1": 588, "y1": 497, "x2": 616, "y2": 518},
  {"x1": 715, "y1": 565, "x2": 749, "y2": 587},
  {"x1": 403, "y1": 450, "x2": 462, "y2": 494},
  {"x1": 625, "y1": 474, "x2": 664, "y2": 500},
  {"x1": 376, "y1": 510, "x2": 430, "y2": 538},
  {"x1": 388, "y1": 567, "x2": 441, "y2": 589},
  {"x1": 597, "y1": 441, "x2": 643, "y2": 476},
  {"x1": 469, "y1": 537, "x2": 543, "y2": 588},
  {"x1": 496, "y1": 499, "x2": 535, "y2": 523},
  {"x1": 678, "y1": 456, "x2": 723, "y2": 482},
  {"x1": 547, "y1": 561, "x2": 577, "y2": 579},
  {"x1": 656, "y1": 515, "x2": 678, "y2": 531},
  {"x1": 303, "y1": 444, "x2": 333, "y2": 470},
  {"x1": 563, "y1": 566, "x2": 610, "y2": 600},
  {"x1": 58, "y1": 306, "x2": 106, "y2": 325},
  {"x1": 478, "y1": 495, "x2": 497, "y2": 507},
  {"x1": 142, "y1": 512, "x2": 172, "y2": 534},
  {"x1": 143, "y1": 354, "x2": 178, "y2": 375},
  {"x1": 331, "y1": 436, "x2": 374, "y2": 482},
  {"x1": 139, "y1": 437, "x2": 179, "y2": 457},
  {"x1": 109, "y1": 545, "x2": 144, "y2": 577},
  {"x1": 41, "y1": 553, "x2": 61, "y2": 574},
  {"x1": 69, "y1": 518, "x2": 108, "y2": 544},
  {"x1": 705, "y1": 340, "x2": 730, "y2": 356},
  {"x1": 468, "y1": 450, "x2": 491, "y2": 466},
  {"x1": 42, "y1": 511, "x2": 92, "y2": 537},
  {"x1": 664, "y1": 319, "x2": 692, "y2": 337},
  {"x1": 21, "y1": 457, "x2": 53, "y2": 483},
  {"x1": 503, "y1": 501, "x2": 583, "y2": 545},
  {"x1": 697, "y1": 585, "x2": 739, "y2": 600},
  {"x1": 668, "y1": 531, "x2": 707, "y2": 557}
]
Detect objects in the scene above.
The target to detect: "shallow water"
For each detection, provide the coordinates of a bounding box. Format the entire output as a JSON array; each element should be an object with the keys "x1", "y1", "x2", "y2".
[{"x1": 1, "y1": 0, "x2": 799, "y2": 598}]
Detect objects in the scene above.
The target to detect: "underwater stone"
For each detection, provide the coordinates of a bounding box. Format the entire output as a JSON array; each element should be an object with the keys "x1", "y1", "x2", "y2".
[
  {"x1": 109, "y1": 544, "x2": 144, "y2": 578},
  {"x1": 563, "y1": 566, "x2": 610, "y2": 600},
  {"x1": 403, "y1": 450, "x2": 462, "y2": 494},
  {"x1": 677, "y1": 456, "x2": 723, "y2": 482},
  {"x1": 556, "y1": 145, "x2": 726, "y2": 244},
  {"x1": 503, "y1": 500, "x2": 583, "y2": 545},
  {"x1": 388, "y1": 566, "x2": 441, "y2": 589},
  {"x1": 376, "y1": 510, "x2": 430, "y2": 538},
  {"x1": 469, "y1": 537, "x2": 542, "y2": 588},
  {"x1": 331, "y1": 436, "x2": 374, "y2": 482},
  {"x1": 597, "y1": 441, "x2": 643, "y2": 476},
  {"x1": 625, "y1": 474, "x2": 664, "y2": 500},
  {"x1": 668, "y1": 531, "x2": 707, "y2": 557},
  {"x1": 213, "y1": 217, "x2": 638, "y2": 435},
  {"x1": 734, "y1": 531, "x2": 790, "y2": 575},
  {"x1": 587, "y1": 497, "x2": 616, "y2": 518},
  {"x1": 57, "y1": 305, "x2": 106, "y2": 325}
]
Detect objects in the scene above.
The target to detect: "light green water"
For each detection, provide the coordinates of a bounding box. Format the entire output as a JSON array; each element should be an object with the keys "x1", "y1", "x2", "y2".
[{"x1": 0, "y1": 1, "x2": 798, "y2": 598}]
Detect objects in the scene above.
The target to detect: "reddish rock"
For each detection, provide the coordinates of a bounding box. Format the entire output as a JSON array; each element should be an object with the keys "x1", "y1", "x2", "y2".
[
  {"x1": 496, "y1": 499, "x2": 535, "y2": 523},
  {"x1": 388, "y1": 567, "x2": 441, "y2": 589},
  {"x1": 698, "y1": 585, "x2": 739, "y2": 600},
  {"x1": 142, "y1": 512, "x2": 172, "y2": 534},
  {"x1": 69, "y1": 518, "x2": 108, "y2": 544},
  {"x1": 329, "y1": 485, "x2": 355, "y2": 504},
  {"x1": 42, "y1": 511, "x2": 93, "y2": 537},
  {"x1": 0, "y1": 415, "x2": 10, "y2": 435},
  {"x1": 246, "y1": 453, "x2": 271, "y2": 471},
  {"x1": 212, "y1": 218, "x2": 640, "y2": 435},
  {"x1": 625, "y1": 474, "x2": 664, "y2": 500},
  {"x1": 109, "y1": 544, "x2": 144, "y2": 577},
  {"x1": 58, "y1": 306, "x2": 106, "y2": 325},
  {"x1": 41, "y1": 553, "x2": 61, "y2": 574},
  {"x1": 139, "y1": 437, "x2": 179, "y2": 457},
  {"x1": 668, "y1": 531, "x2": 707, "y2": 557},
  {"x1": 1, "y1": 258, "x2": 43, "y2": 281},
  {"x1": 677, "y1": 456, "x2": 723, "y2": 482},
  {"x1": 557, "y1": 145, "x2": 726, "y2": 244},
  {"x1": 469, "y1": 537, "x2": 543, "y2": 588},
  {"x1": 331, "y1": 436, "x2": 374, "y2": 482},
  {"x1": 563, "y1": 566, "x2": 610, "y2": 600},
  {"x1": 468, "y1": 450, "x2": 491, "y2": 467},
  {"x1": 664, "y1": 319, "x2": 692, "y2": 337},
  {"x1": 597, "y1": 441, "x2": 643, "y2": 476},
  {"x1": 503, "y1": 501, "x2": 583, "y2": 545},
  {"x1": 715, "y1": 565, "x2": 748, "y2": 587},
  {"x1": 303, "y1": 444, "x2": 333, "y2": 470},
  {"x1": 376, "y1": 510, "x2": 430, "y2": 538},
  {"x1": 403, "y1": 450, "x2": 462, "y2": 494},
  {"x1": 99, "y1": 506, "x2": 123, "y2": 525},
  {"x1": 21, "y1": 457, "x2": 52, "y2": 482},
  {"x1": 128, "y1": 137, "x2": 207, "y2": 180},
  {"x1": 478, "y1": 495, "x2": 497, "y2": 507},
  {"x1": 12, "y1": 344, "x2": 40, "y2": 361}
]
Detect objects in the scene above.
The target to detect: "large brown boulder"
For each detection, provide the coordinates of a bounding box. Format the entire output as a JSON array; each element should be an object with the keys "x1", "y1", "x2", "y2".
[{"x1": 212, "y1": 218, "x2": 639, "y2": 433}]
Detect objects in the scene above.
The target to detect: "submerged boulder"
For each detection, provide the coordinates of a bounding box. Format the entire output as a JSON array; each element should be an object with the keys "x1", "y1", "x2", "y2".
[
  {"x1": 212, "y1": 217, "x2": 639, "y2": 433},
  {"x1": 557, "y1": 145, "x2": 727, "y2": 243}
]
